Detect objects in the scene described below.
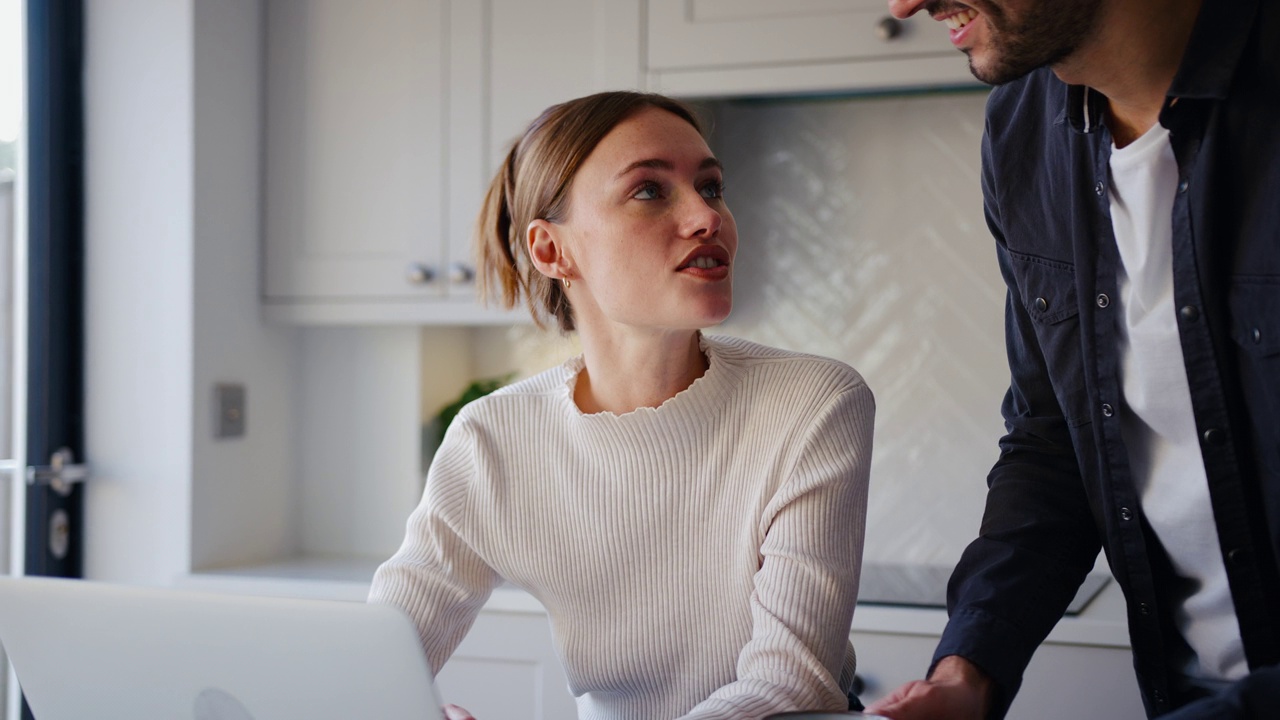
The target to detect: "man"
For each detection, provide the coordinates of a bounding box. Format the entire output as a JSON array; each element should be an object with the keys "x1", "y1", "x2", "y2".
[{"x1": 864, "y1": 0, "x2": 1280, "y2": 718}]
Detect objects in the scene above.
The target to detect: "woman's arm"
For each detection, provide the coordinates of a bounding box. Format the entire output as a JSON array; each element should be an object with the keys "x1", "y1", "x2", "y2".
[
  {"x1": 367, "y1": 416, "x2": 503, "y2": 674},
  {"x1": 680, "y1": 380, "x2": 875, "y2": 719}
]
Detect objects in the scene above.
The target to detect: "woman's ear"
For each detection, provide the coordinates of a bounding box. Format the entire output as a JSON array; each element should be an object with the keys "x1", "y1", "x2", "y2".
[{"x1": 527, "y1": 219, "x2": 572, "y2": 282}]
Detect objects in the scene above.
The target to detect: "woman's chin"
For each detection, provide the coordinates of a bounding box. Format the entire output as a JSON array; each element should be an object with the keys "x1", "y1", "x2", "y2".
[{"x1": 693, "y1": 304, "x2": 733, "y2": 329}]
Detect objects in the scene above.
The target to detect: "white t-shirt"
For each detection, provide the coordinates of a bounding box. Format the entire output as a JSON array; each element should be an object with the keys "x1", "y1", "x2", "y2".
[{"x1": 1109, "y1": 123, "x2": 1247, "y2": 684}]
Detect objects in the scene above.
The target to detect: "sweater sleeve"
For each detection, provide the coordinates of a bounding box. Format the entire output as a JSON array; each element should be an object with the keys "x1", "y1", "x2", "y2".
[
  {"x1": 367, "y1": 416, "x2": 502, "y2": 675},
  {"x1": 680, "y1": 379, "x2": 875, "y2": 719}
]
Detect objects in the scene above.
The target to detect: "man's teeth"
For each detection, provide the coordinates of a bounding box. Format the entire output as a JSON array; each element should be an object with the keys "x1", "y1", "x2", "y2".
[
  {"x1": 688, "y1": 256, "x2": 720, "y2": 269},
  {"x1": 943, "y1": 9, "x2": 979, "y2": 30}
]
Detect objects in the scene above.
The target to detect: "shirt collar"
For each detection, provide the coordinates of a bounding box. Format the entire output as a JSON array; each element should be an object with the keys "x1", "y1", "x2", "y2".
[{"x1": 1062, "y1": 0, "x2": 1259, "y2": 134}]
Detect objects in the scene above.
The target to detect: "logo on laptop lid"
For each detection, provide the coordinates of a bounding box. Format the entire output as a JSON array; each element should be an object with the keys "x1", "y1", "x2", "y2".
[{"x1": 194, "y1": 688, "x2": 257, "y2": 720}]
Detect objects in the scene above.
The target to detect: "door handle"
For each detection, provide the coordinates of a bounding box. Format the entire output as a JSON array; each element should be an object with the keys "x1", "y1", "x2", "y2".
[{"x1": 26, "y1": 447, "x2": 90, "y2": 497}]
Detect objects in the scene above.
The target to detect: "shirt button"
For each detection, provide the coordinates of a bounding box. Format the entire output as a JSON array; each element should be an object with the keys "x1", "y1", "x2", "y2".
[
  {"x1": 1095, "y1": 180, "x2": 1105, "y2": 196},
  {"x1": 1101, "y1": 403, "x2": 1114, "y2": 417},
  {"x1": 1119, "y1": 507, "x2": 1133, "y2": 521},
  {"x1": 1097, "y1": 293, "x2": 1110, "y2": 308},
  {"x1": 1202, "y1": 428, "x2": 1225, "y2": 446},
  {"x1": 1227, "y1": 547, "x2": 1249, "y2": 565},
  {"x1": 1254, "y1": 328, "x2": 1263, "y2": 344},
  {"x1": 1139, "y1": 603, "x2": 1151, "y2": 615},
  {"x1": 1178, "y1": 179, "x2": 1189, "y2": 193},
  {"x1": 1179, "y1": 305, "x2": 1199, "y2": 322},
  {"x1": 1153, "y1": 690, "x2": 1166, "y2": 706},
  {"x1": 1035, "y1": 297, "x2": 1048, "y2": 312}
]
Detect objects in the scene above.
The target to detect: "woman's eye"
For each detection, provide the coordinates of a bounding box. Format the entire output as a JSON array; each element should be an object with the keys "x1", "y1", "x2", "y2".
[
  {"x1": 700, "y1": 181, "x2": 725, "y2": 199},
  {"x1": 632, "y1": 182, "x2": 662, "y2": 200}
]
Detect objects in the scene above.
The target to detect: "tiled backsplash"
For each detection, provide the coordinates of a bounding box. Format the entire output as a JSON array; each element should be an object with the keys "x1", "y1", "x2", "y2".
[{"x1": 467, "y1": 89, "x2": 1010, "y2": 568}]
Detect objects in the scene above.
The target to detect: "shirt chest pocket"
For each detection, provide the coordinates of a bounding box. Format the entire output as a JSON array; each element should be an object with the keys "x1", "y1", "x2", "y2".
[
  {"x1": 1010, "y1": 251, "x2": 1091, "y2": 427},
  {"x1": 1230, "y1": 278, "x2": 1280, "y2": 358}
]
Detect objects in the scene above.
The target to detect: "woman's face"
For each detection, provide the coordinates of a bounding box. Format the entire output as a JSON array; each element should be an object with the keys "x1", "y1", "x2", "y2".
[{"x1": 555, "y1": 106, "x2": 737, "y2": 334}]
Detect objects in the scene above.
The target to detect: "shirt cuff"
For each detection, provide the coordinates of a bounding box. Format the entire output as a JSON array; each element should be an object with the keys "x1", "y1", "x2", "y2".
[{"x1": 930, "y1": 606, "x2": 1047, "y2": 720}]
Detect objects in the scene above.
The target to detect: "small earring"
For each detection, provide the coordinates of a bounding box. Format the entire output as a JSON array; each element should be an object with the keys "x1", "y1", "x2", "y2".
[{"x1": 562, "y1": 276, "x2": 571, "y2": 289}]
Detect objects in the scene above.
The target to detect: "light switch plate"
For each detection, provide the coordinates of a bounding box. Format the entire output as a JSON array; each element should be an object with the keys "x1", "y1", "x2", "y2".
[{"x1": 214, "y1": 383, "x2": 246, "y2": 439}]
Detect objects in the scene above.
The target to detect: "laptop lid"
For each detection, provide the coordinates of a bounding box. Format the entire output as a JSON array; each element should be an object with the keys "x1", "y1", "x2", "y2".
[{"x1": 0, "y1": 576, "x2": 443, "y2": 720}]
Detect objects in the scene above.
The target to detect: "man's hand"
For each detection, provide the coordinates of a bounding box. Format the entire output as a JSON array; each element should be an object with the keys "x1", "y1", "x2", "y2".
[
  {"x1": 443, "y1": 704, "x2": 477, "y2": 720},
  {"x1": 864, "y1": 655, "x2": 993, "y2": 720}
]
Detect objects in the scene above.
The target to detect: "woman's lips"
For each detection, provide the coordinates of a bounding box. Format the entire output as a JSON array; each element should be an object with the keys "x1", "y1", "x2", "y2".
[{"x1": 677, "y1": 247, "x2": 731, "y2": 280}]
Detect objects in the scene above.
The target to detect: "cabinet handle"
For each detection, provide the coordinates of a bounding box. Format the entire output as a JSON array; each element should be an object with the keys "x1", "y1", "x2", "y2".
[
  {"x1": 876, "y1": 16, "x2": 903, "y2": 41},
  {"x1": 448, "y1": 263, "x2": 475, "y2": 284},
  {"x1": 405, "y1": 262, "x2": 436, "y2": 285}
]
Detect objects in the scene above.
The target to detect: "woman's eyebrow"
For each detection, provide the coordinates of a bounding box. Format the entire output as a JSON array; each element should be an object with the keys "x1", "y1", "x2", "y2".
[{"x1": 614, "y1": 156, "x2": 723, "y2": 179}]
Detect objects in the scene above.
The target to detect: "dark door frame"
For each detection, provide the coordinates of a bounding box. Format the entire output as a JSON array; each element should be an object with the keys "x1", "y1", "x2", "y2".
[
  {"x1": 25, "y1": 0, "x2": 84, "y2": 579},
  {"x1": 22, "y1": 1, "x2": 84, "y2": 717}
]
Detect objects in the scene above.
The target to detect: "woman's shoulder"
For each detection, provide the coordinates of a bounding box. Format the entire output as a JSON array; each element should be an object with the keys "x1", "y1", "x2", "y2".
[
  {"x1": 447, "y1": 361, "x2": 574, "y2": 428},
  {"x1": 704, "y1": 334, "x2": 869, "y2": 394}
]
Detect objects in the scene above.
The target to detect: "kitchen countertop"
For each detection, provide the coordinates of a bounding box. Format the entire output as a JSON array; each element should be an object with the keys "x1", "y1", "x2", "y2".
[{"x1": 180, "y1": 555, "x2": 1131, "y2": 649}]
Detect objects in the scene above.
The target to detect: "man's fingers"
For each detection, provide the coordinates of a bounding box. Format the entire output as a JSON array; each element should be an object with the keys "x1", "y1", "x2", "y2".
[
  {"x1": 865, "y1": 680, "x2": 928, "y2": 717},
  {"x1": 442, "y1": 704, "x2": 477, "y2": 720}
]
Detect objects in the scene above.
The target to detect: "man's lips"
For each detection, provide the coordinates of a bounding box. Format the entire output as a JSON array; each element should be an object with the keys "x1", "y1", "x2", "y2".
[{"x1": 932, "y1": 5, "x2": 980, "y2": 45}]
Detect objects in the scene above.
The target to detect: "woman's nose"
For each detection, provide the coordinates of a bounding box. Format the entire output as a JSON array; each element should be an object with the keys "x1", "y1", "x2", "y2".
[
  {"x1": 686, "y1": 196, "x2": 727, "y2": 238},
  {"x1": 683, "y1": 192, "x2": 723, "y2": 239}
]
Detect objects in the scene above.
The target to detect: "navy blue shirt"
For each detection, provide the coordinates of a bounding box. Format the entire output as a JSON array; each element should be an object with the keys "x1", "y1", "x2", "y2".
[{"x1": 933, "y1": 1, "x2": 1280, "y2": 717}]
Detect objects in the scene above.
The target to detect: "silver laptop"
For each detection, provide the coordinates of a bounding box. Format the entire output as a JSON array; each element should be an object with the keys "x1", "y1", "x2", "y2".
[{"x1": 0, "y1": 576, "x2": 444, "y2": 720}]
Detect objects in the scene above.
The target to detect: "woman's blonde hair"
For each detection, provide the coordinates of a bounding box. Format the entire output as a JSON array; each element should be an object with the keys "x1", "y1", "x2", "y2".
[{"x1": 476, "y1": 91, "x2": 703, "y2": 332}]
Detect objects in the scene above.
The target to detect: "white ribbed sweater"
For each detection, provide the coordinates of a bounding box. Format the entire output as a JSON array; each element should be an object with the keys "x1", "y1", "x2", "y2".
[{"x1": 369, "y1": 335, "x2": 875, "y2": 719}]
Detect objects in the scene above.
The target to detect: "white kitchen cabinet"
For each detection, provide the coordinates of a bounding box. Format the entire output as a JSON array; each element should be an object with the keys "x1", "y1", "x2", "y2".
[
  {"x1": 436, "y1": 602, "x2": 578, "y2": 719},
  {"x1": 448, "y1": 0, "x2": 644, "y2": 260},
  {"x1": 262, "y1": 0, "x2": 519, "y2": 324},
  {"x1": 852, "y1": 582, "x2": 1146, "y2": 719},
  {"x1": 440, "y1": 596, "x2": 1145, "y2": 720},
  {"x1": 426, "y1": 0, "x2": 643, "y2": 300},
  {"x1": 852, "y1": 630, "x2": 1145, "y2": 720},
  {"x1": 645, "y1": 0, "x2": 980, "y2": 98},
  {"x1": 262, "y1": 0, "x2": 642, "y2": 325},
  {"x1": 261, "y1": 0, "x2": 974, "y2": 324}
]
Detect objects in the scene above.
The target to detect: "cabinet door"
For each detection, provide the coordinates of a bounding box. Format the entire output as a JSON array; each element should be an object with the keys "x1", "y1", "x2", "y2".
[
  {"x1": 483, "y1": 0, "x2": 642, "y2": 174},
  {"x1": 646, "y1": 0, "x2": 977, "y2": 97},
  {"x1": 441, "y1": 0, "x2": 644, "y2": 313},
  {"x1": 264, "y1": 0, "x2": 446, "y2": 301},
  {"x1": 435, "y1": 610, "x2": 577, "y2": 719}
]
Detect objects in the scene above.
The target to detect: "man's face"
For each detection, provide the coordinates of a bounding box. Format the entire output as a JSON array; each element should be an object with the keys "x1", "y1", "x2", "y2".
[{"x1": 887, "y1": 0, "x2": 1105, "y2": 85}]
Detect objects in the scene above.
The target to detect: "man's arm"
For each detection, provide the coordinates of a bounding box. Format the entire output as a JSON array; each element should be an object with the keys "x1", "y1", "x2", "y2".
[{"x1": 870, "y1": 116, "x2": 1104, "y2": 718}]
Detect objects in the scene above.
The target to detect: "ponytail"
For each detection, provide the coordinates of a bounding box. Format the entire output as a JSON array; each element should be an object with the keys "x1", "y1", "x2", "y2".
[
  {"x1": 475, "y1": 141, "x2": 572, "y2": 331},
  {"x1": 476, "y1": 143, "x2": 524, "y2": 313}
]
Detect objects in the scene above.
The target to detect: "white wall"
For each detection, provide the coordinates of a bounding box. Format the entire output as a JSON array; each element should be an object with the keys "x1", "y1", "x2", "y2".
[
  {"x1": 0, "y1": 176, "x2": 13, "y2": 579},
  {"x1": 190, "y1": 0, "x2": 299, "y2": 572},
  {"x1": 83, "y1": 0, "x2": 198, "y2": 583},
  {"x1": 84, "y1": 0, "x2": 302, "y2": 583}
]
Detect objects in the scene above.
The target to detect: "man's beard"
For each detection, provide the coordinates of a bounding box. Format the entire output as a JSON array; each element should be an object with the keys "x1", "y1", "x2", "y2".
[{"x1": 963, "y1": 0, "x2": 1104, "y2": 85}]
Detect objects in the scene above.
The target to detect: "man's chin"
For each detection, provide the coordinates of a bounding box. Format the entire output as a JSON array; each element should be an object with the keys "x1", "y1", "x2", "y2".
[{"x1": 966, "y1": 53, "x2": 1038, "y2": 86}]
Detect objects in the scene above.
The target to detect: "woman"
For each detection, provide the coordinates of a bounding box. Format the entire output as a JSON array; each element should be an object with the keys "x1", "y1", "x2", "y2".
[{"x1": 369, "y1": 91, "x2": 875, "y2": 719}]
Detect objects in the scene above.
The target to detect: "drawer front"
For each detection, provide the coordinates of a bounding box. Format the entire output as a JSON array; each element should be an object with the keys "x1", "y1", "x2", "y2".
[{"x1": 647, "y1": 0, "x2": 956, "y2": 71}]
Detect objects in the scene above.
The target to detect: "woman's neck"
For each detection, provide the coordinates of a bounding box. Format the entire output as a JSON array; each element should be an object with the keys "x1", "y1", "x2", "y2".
[{"x1": 573, "y1": 328, "x2": 707, "y2": 415}]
